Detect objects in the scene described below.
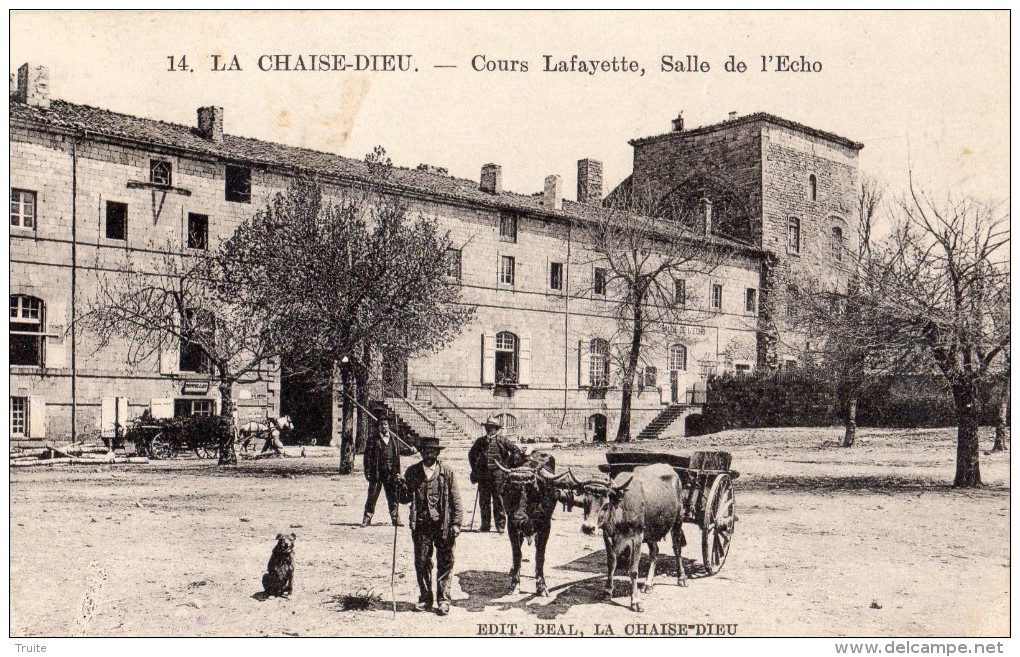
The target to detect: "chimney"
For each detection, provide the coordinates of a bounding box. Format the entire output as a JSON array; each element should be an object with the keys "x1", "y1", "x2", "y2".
[
  {"x1": 15, "y1": 63, "x2": 50, "y2": 108},
  {"x1": 544, "y1": 175, "x2": 563, "y2": 210},
  {"x1": 480, "y1": 163, "x2": 502, "y2": 194},
  {"x1": 577, "y1": 159, "x2": 603, "y2": 205},
  {"x1": 197, "y1": 106, "x2": 224, "y2": 143},
  {"x1": 701, "y1": 198, "x2": 713, "y2": 235},
  {"x1": 671, "y1": 111, "x2": 684, "y2": 132},
  {"x1": 728, "y1": 111, "x2": 737, "y2": 121}
]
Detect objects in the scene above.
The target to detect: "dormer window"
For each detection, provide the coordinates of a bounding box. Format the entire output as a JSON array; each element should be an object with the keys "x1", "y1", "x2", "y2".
[{"x1": 150, "y1": 160, "x2": 172, "y2": 186}]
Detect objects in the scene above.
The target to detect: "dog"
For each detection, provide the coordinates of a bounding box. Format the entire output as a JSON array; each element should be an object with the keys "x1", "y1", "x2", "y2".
[{"x1": 262, "y1": 533, "x2": 296, "y2": 598}]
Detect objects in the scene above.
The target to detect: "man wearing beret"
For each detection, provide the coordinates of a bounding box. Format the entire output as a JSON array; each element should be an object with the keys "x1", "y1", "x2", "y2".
[
  {"x1": 396, "y1": 435, "x2": 463, "y2": 615},
  {"x1": 467, "y1": 414, "x2": 525, "y2": 533}
]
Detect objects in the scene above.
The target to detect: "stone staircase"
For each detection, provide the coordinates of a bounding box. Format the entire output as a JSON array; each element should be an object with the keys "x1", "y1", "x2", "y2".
[
  {"x1": 636, "y1": 404, "x2": 687, "y2": 440},
  {"x1": 382, "y1": 396, "x2": 475, "y2": 451}
]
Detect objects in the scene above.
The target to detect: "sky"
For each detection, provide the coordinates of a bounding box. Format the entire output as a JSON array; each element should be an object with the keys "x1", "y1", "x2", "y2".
[{"x1": 9, "y1": 11, "x2": 1011, "y2": 215}]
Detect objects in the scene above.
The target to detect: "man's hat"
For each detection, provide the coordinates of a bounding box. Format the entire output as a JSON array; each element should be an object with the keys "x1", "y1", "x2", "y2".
[
  {"x1": 418, "y1": 435, "x2": 445, "y2": 451},
  {"x1": 482, "y1": 414, "x2": 503, "y2": 429}
]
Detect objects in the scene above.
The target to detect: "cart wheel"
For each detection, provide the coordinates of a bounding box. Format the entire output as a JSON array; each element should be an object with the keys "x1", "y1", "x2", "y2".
[
  {"x1": 150, "y1": 434, "x2": 175, "y2": 460},
  {"x1": 194, "y1": 445, "x2": 216, "y2": 459},
  {"x1": 701, "y1": 473, "x2": 735, "y2": 575}
]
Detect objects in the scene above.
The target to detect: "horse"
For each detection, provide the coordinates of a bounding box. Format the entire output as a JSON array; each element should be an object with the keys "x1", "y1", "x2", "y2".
[{"x1": 238, "y1": 415, "x2": 294, "y2": 455}]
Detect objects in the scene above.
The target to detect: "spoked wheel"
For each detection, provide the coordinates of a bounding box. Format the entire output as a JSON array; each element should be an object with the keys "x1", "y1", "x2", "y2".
[
  {"x1": 194, "y1": 444, "x2": 217, "y2": 459},
  {"x1": 701, "y1": 473, "x2": 735, "y2": 575},
  {"x1": 149, "y1": 433, "x2": 175, "y2": 460}
]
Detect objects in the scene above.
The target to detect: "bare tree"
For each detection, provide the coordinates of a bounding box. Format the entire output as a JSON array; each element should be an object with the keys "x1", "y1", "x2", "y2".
[
  {"x1": 219, "y1": 162, "x2": 474, "y2": 473},
  {"x1": 865, "y1": 189, "x2": 1009, "y2": 486},
  {"x1": 80, "y1": 250, "x2": 281, "y2": 465},
  {"x1": 580, "y1": 190, "x2": 725, "y2": 442}
]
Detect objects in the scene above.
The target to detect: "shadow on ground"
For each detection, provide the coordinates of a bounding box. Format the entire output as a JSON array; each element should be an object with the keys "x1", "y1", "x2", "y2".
[{"x1": 740, "y1": 474, "x2": 1009, "y2": 494}]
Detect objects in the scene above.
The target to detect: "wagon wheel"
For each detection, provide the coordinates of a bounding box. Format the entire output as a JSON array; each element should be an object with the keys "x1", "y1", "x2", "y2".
[
  {"x1": 194, "y1": 444, "x2": 217, "y2": 459},
  {"x1": 149, "y1": 433, "x2": 175, "y2": 460},
  {"x1": 701, "y1": 473, "x2": 735, "y2": 575}
]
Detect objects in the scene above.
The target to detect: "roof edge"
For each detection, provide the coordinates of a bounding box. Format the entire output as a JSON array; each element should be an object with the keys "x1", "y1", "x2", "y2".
[{"x1": 629, "y1": 112, "x2": 864, "y2": 151}]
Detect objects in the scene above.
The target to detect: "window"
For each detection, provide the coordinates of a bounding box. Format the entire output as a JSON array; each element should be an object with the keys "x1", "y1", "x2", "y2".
[
  {"x1": 589, "y1": 338, "x2": 610, "y2": 387},
  {"x1": 11, "y1": 397, "x2": 27, "y2": 436},
  {"x1": 549, "y1": 262, "x2": 563, "y2": 291},
  {"x1": 225, "y1": 165, "x2": 251, "y2": 203},
  {"x1": 179, "y1": 309, "x2": 212, "y2": 373},
  {"x1": 785, "y1": 285, "x2": 799, "y2": 319},
  {"x1": 105, "y1": 201, "x2": 128, "y2": 240},
  {"x1": 495, "y1": 331, "x2": 519, "y2": 385},
  {"x1": 499, "y1": 255, "x2": 515, "y2": 285},
  {"x1": 735, "y1": 363, "x2": 751, "y2": 374},
  {"x1": 499, "y1": 212, "x2": 518, "y2": 242},
  {"x1": 11, "y1": 189, "x2": 36, "y2": 229},
  {"x1": 10, "y1": 295, "x2": 44, "y2": 367},
  {"x1": 594, "y1": 267, "x2": 607, "y2": 295},
  {"x1": 668, "y1": 344, "x2": 687, "y2": 371},
  {"x1": 174, "y1": 399, "x2": 214, "y2": 418},
  {"x1": 444, "y1": 248, "x2": 462, "y2": 279},
  {"x1": 674, "y1": 278, "x2": 687, "y2": 306},
  {"x1": 644, "y1": 366, "x2": 657, "y2": 388},
  {"x1": 809, "y1": 174, "x2": 818, "y2": 201},
  {"x1": 150, "y1": 159, "x2": 172, "y2": 186},
  {"x1": 188, "y1": 213, "x2": 209, "y2": 250},
  {"x1": 494, "y1": 412, "x2": 518, "y2": 434},
  {"x1": 831, "y1": 226, "x2": 844, "y2": 261},
  {"x1": 745, "y1": 288, "x2": 758, "y2": 313},
  {"x1": 788, "y1": 217, "x2": 800, "y2": 254},
  {"x1": 783, "y1": 358, "x2": 799, "y2": 372},
  {"x1": 711, "y1": 284, "x2": 723, "y2": 310}
]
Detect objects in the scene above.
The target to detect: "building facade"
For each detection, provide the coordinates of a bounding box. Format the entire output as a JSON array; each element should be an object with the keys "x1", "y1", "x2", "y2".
[{"x1": 9, "y1": 64, "x2": 861, "y2": 446}]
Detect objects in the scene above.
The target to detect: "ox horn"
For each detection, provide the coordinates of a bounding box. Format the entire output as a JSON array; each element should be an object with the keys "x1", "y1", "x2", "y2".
[
  {"x1": 611, "y1": 474, "x2": 634, "y2": 494},
  {"x1": 537, "y1": 467, "x2": 579, "y2": 485},
  {"x1": 492, "y1": 460, "x2": 512, "y2": 474}
]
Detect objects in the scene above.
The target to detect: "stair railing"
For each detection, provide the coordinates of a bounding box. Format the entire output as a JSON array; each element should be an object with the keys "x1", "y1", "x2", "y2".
[
  {"x1": 341, "y1": 390, "x2": 419, "y2": 452},
  {"x1": 413, "y1": 381, "x2": 482, "y2": 437}
]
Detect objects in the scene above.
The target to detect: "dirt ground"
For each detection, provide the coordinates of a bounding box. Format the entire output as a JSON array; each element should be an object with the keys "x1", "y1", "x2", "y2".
[{"x1": 9, "y1": 427, "x2": 1010, "y2": 637}]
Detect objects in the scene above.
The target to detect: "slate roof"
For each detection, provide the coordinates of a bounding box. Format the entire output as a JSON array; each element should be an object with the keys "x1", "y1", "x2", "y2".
[
  {"x1": 630, "y1": 111, "x2": 865, "y2": 151},
  {"x1": 10, "y1": 96, "x2": 764, "y2": 255}
]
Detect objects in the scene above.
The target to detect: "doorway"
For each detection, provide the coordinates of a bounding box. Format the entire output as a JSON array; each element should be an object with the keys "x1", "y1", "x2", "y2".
[
  {"x1": 588, "y1": 413, "x2": 608, "y2": 442},
  {"x1": 381, "y1": 351, "x2": 408, "y2": 398},
  {"x1": 668, "y1": 344, "x2": 687, "y2": 403}
]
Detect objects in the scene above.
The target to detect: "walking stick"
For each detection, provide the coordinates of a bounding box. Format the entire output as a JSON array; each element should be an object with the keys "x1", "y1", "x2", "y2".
[
  {"x1": 390, "y1": 519, "x2": 398, "y2": 618},
  {"x1": 470, "y1": 488, "x2": 479, "y2": 530}
]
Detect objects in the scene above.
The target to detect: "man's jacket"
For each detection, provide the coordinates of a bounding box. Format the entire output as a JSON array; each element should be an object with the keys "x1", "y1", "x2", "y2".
[
  {"x1": 398, "y1": 460, "x2": 463, "y2": 541},
  {"x1": 363, "y1": 430, "x2": 401, "y2": 483},
  {"x1": 468, "y1": 434, "x2": 525, "y2": 484}
]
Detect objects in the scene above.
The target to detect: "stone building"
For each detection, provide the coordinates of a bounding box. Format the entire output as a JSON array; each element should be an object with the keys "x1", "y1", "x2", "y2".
[{"x1": 8, "y1": 64, "x2": 862, "y2": 447}]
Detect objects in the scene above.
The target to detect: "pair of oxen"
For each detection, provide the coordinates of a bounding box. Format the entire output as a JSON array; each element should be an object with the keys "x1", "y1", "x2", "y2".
[{"x1": 494, "y1": 451, "x2": 689, "y2": 613}]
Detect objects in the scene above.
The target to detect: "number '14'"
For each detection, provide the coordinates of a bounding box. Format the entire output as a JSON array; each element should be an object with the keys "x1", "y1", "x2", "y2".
[{"x1": 167, "y1": 55, "x2": 190, "y2": 72}]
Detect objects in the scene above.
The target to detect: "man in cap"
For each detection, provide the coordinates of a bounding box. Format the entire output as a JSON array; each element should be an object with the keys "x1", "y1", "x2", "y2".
[
  {"x1": 468, "y1": 414, "x2": 525, "y2": 533},
  {"x1": 361, "y1": 410, "x2": 402, "y2": 527},
  {"x1": 395, "y1": 435, "x2": 463, "y2": 615}
]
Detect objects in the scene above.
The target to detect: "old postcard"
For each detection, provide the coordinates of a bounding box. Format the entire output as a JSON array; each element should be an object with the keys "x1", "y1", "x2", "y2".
[{"x1": 7, "y1": 9, "x2": 1010, "y2": 650}]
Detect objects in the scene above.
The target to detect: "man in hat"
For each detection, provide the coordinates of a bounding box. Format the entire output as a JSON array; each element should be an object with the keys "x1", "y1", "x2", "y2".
[
  {"x1": 361, "y1": 410, "x2": 402, "y2": 527},
  {"x1": 396, "y1": 435, "x2": 463, "y2": 615},
  {"x1": 468, "y1": 414, "x2": 525, "y2": 533}
]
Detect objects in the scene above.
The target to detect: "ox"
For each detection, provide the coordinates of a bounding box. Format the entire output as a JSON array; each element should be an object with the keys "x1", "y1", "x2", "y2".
[
  {"x1": 577, "y1": 463, "x2": 688, "y2": 612},
  {"x1": 493, "y1": 451, "x2": 575, "y2": 596}
]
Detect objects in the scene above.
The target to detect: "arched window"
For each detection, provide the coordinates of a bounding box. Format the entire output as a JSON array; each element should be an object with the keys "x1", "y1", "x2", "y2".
[
  {"x1": 808, "y1": 174, "x2": 818, "y2": 201},
  {"x1": 494, "y1": 412, "x2": 518, "y2": 434},
  {"x1": 495, "y1": 331, "x2": 519, "y2": 384},
  {"x1": 831, "y1": 226, "x2": 844, "y2": 261},
  {"x1": 788, "y1": 217, "x2": 801, "y2": 253},
  {"x1": 668, "y1": 344, "x2": 688, "y2": 372},
  {"x1": 179, "y1": 308, "x2": 213, "y2": 373},
  {"x1": 589, "y1": 338, "x2": 610, "y2": 387},
  {"x1": 10, "y1": 295, "x2": 44, "y2": 366}
]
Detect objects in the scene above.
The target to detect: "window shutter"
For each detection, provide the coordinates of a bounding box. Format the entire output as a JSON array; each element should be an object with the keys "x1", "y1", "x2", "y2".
[
  {"x1": 481, "y1": 332, "x2": 496, "y2": 385},
  {"x1": 518, "y1": 334, "x2": 532, "y2": 386},
  {"x1": 101, "y1": 397, "x2": 117, "y2": 437},
  {"x1": 28, "y1": 396, "x2": 46, "y2": 438},
  {"x1": 45, "y1": 297, "x2": 68, "y2": 368},
  {"x1": 578, "y1": 340, "x2": 591, "y2": 388},
  {"x1": 45, "y1": 335, "x2": 67, "y2": 369},
  {"x1": 117, "y1": 397, "x2": 130, "y2": 433},
  {"x1": 150, "y1": 398, "x2": 174, "y2": 419}
]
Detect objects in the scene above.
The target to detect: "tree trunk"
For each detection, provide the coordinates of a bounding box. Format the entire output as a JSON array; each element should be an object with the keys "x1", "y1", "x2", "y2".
[
  {"x1": 614, "y1": 316, "x2": 643, "y2": 443},
  {"x1": 992, "y1": 384, "x2": 1009, "y2": 452},
  {"x1": 355, "y1": 344, "x2": 372, "y2": 455},
  {"x1": 952, "y1": 381, "x2": 982, "y2": 487},
  {"x1": 842, "y1": 396, "x2": 857, "y2": 448},
  {"x1": 217, "y1": 379, "x2": 238, "y2": 466},
  {"x1": 338, "y1": 362, "x2": 356, "y2": 474}
]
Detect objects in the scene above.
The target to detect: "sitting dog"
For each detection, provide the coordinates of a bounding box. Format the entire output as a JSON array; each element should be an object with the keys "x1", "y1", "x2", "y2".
[{"x1": 262, "y1": 533, "x2": 296, "y2": 598}]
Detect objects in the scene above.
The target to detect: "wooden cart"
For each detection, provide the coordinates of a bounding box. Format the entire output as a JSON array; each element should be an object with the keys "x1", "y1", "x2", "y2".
[{"x1": 599, "y1": 450, "x2": 738, "y2": 576}]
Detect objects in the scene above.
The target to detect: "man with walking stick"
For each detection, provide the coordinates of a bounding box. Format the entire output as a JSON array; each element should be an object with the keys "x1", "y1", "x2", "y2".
[
  {"x1": 395, "y1": 435, "x2": 463, "y2": 615},
  {"x1": 468, "y1": 414, "x2": 524, "y2": 533}
]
